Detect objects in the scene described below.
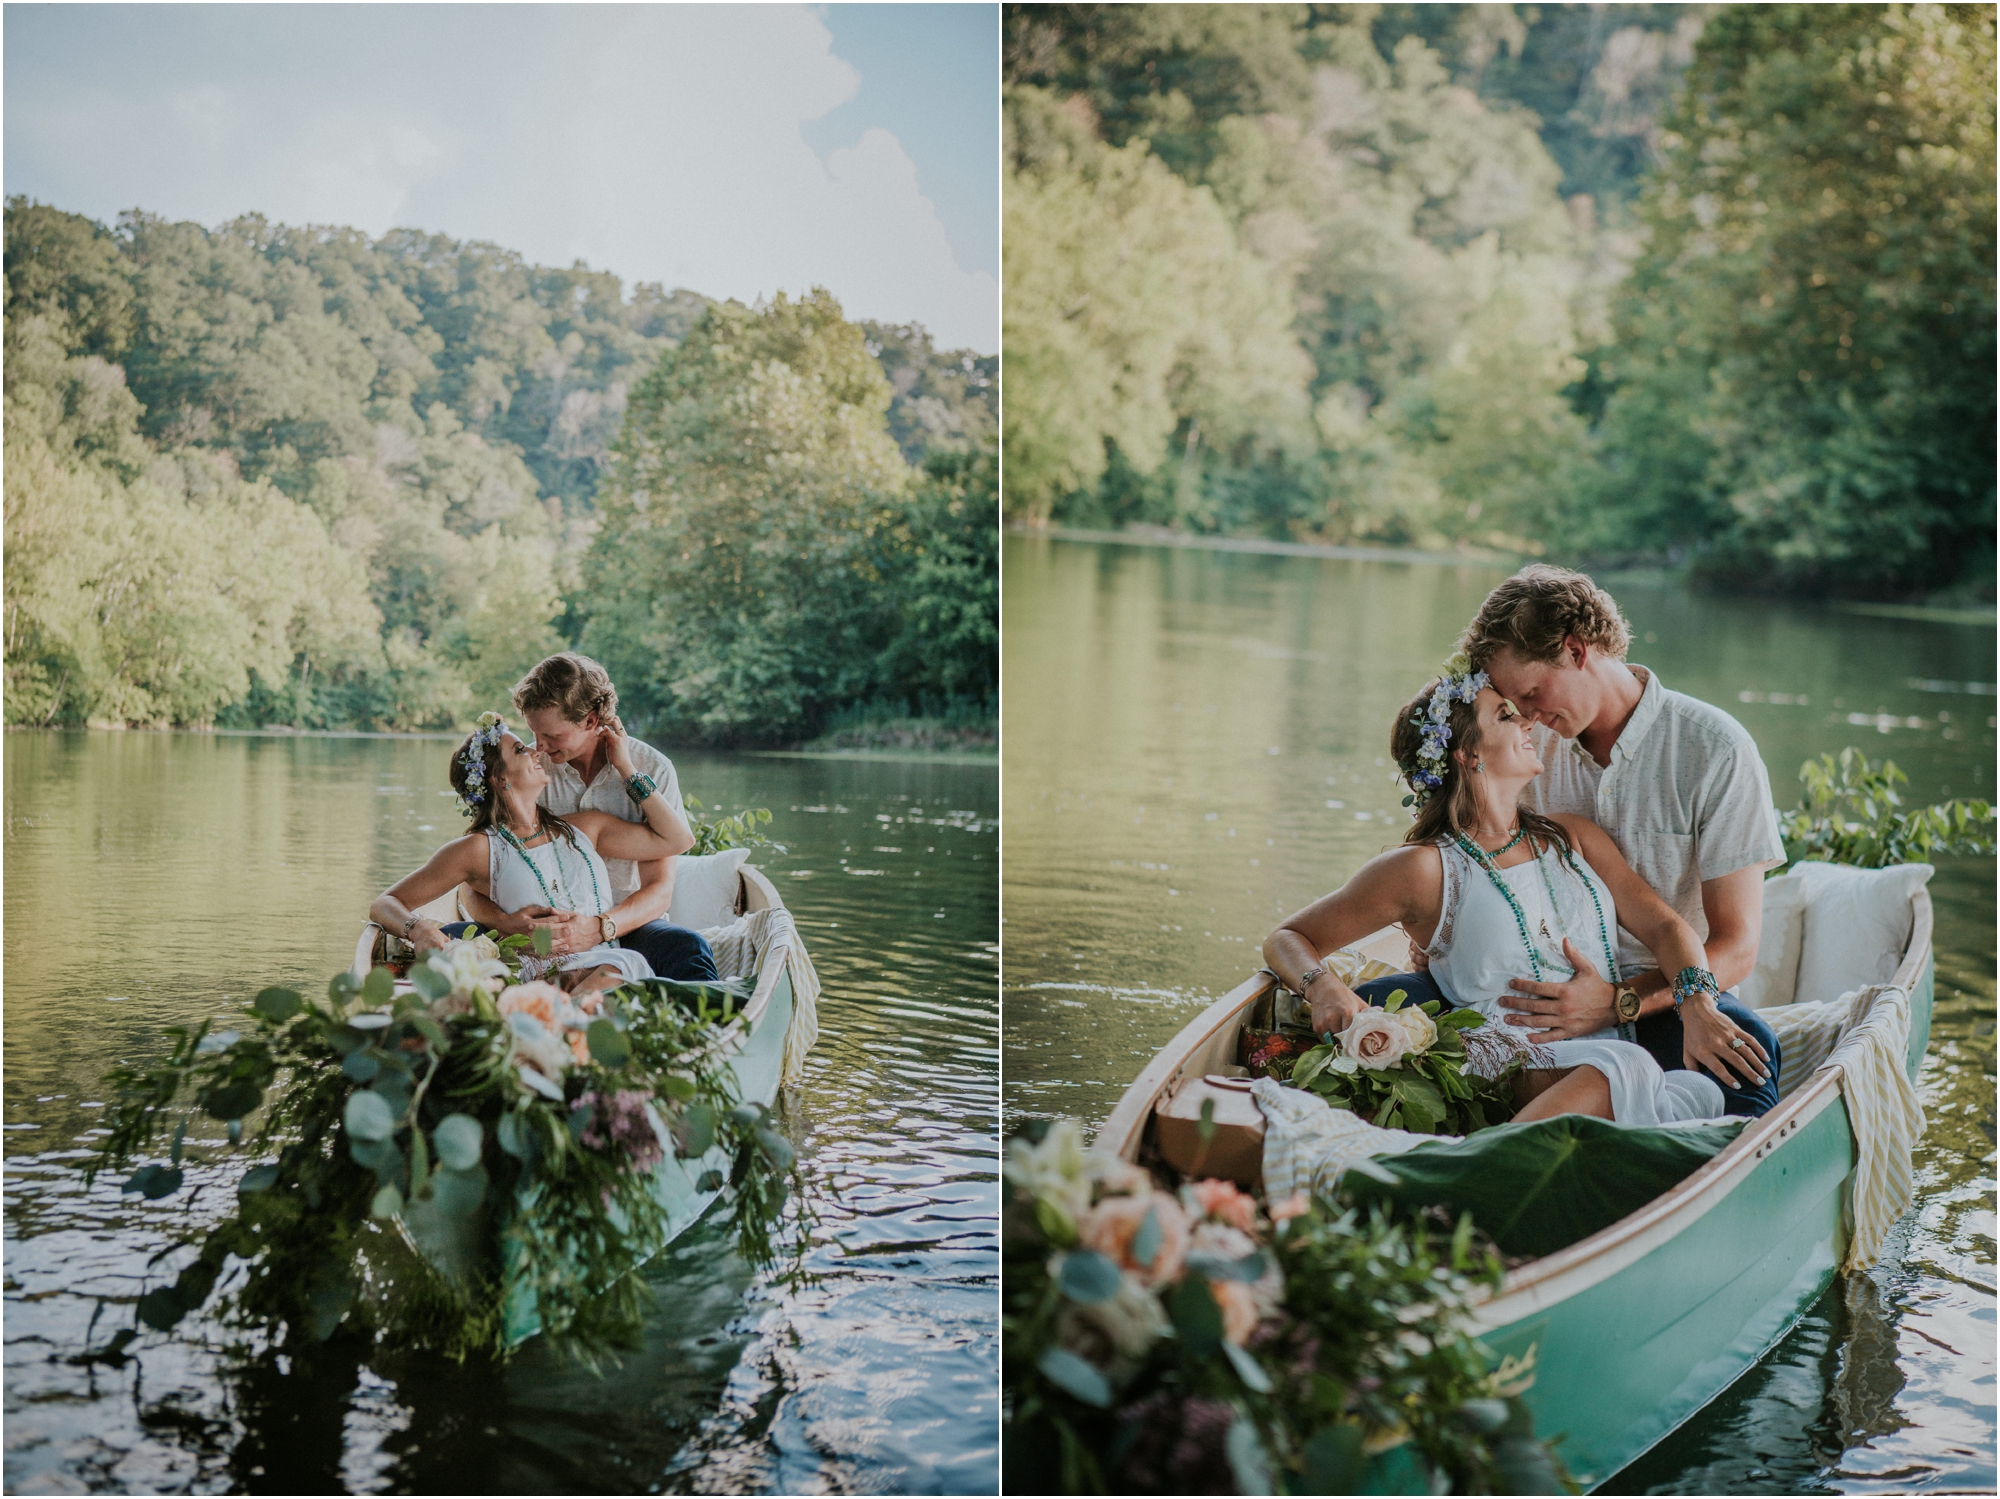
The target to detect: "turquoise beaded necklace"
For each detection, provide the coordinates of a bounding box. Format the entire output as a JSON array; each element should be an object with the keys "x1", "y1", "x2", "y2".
[
  {"x1": 1449, "y1": 829, "x2": 1619, "y2": 985},
  {"x1": 495, "y1": 822, "x2": 606, "y2": 918}
]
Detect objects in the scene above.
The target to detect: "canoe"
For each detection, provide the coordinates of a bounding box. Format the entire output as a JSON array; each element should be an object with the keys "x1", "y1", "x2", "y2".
[
  {"x1": 350, "y1": 863, "x2": 798, "y2": 1347},
  {"x1": 1098, "y1": 890, "x2": 1935, "y2": 1491}
]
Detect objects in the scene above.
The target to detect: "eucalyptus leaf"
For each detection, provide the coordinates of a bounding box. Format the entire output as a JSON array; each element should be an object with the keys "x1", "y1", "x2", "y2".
[
  {"x1": 729, "y1": 1103, "x2": 764, "y2": 1129},
  {"x1": 1223, "y1": 1339, "x2": 1272, "y2": 1393},
  {"x1": 1302, "y1": 1424, "x2": 1367, "y2": 1495},
  {"x1": 226, "y1": 1117, "x2": 243, "y2": 1145},
  {"x1": 1058, "y1": 1249, "x2": 1123, "y2": 1305},
  {"x1": 1225, "y1": 1417, "x2": 1272, "y2": 1495},
  {"x1": 238, "y1": 1164, "x2": 280, "y2": 1196},
  {"x1": 496, "y1": 1110, "x2": 527, "y2": 1159},
  {"x1": 1131, "y1": 1205, "x2": 1161, "y2": 1269},
  {"x1": 168, "y1": 1118, "x2": 187, "y2": 1167},
  {"x1": 122, "y1": 1164, "x2": 184, "y2": 1200},
  {"x1": 658, "y1": 1074, "x2": 697, "y2": 1102},
  {"x1": 341, "y1": 1050, "x2": 381, "y2": 1083},
  {"x1": 433, "y1": 1114, "x2": 483, "y2": 1172},
  {"x1": 344, "y1": 1090, "x2": 396, "y2": 1143},
  {"x1": 195, "y1": 1030, "x2": 241, "y2": 1056},
  {"x1": 429, "y1": 1164, "x2": 487, "y2": 1218},
  {"x1": 361, "y1": 967, "x2": 394, "y2": 1006},
  {"x1": 370, "y1": 1183, "x2": 404, "y2": 1219},
  {"x1": 696, "y1": 1169, "x2": 725, "y2": 1192},
  {"x1": 1168, "y1": 1274, "x2": 1224, "y2": 1359},
  {"x1": 409, "y1": 1125, "x2": 431, "y2": 1200},
  {"x1": 253, "y1": 986, "x2": 303, "y2": 1022},
  {"x1": 204, "y1": 1079, "x2": 263, "y2": 1122},
  {"x1": 347, "y1": 1013, "x2": 392, "y2": 1032},
  {"x1": 586, "y1": 1018, "x2": 631, "y2": 1069},
  {"x1": 1035, "y1": 1347, "x2": 1112, "y2": 1408},
  {"x1": 327, "y1": 972, "x2": 361, "y2": 1006},
  {"x1": 408, "y1": 963, "x2": 450, "y2": 1002},
  {"x1": 408, "y1": 1013, "x2": 448, "y2": 1049},
  {"x1": 754, "y1": 1127, "x2": 795, "y2": 1170},
  {"x1": 136, "y1": 1285, "x2": 189, "y2": 1332},
  {"x1": 680, "y1": 1103, "x2": 717, "y2": 1157}
]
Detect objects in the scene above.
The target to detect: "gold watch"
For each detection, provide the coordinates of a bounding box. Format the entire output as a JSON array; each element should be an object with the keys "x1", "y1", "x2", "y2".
[
  {"x1": 600, "y1": 914, "x2": 618, "y2": 943},
  {"x1": 1614, "y1": 983, "x2": 1642, "y2": 1024}
]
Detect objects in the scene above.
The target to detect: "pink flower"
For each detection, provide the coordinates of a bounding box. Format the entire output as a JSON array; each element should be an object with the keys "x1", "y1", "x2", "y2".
[
  {"x1": 571, "y1": 1089, "x2": 667, "y2": 1173},
  {"x1": 1079, "y1": 1190, "x2": 1189, "y2": 1287},
  {"x1": 1268, "y1": 1192, "x2": 1311, "y2": 1224},
  {"x1": 1339, "y1": 1009, "x2": 1410, "y2": 1070},
  {"x1": 498, "y1": 982, "x2": 565, "y2": 1030},
  {"x1": 1211, "y1": 1278, "x2": 1260, "y2": 1346},
  {"x1": 1182, "y1": 1179, "x2": 1258, "y2": 1234}
]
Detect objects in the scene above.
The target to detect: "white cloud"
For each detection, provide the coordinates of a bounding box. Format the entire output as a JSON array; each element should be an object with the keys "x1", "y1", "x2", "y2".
[{"x1": 4, "y1": 5, "x2": 997, "y2": 349}]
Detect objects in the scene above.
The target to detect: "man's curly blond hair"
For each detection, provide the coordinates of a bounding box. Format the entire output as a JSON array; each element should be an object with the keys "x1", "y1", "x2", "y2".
[{"x1": 1459, "y1": 565, "x2": 1632, "y2": 671}]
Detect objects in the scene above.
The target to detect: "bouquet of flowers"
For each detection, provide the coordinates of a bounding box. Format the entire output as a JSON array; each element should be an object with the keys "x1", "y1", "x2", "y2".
[
  {"x1": 1003, "y1": 1120, "x2": 1567, "y2": 1494},
  {"x1": 85, "y1": 938, "x2": 794, "y2": 1362},
  {"x1": 1286, "y1": 990, "x2": 1515, "y2": 1135}
]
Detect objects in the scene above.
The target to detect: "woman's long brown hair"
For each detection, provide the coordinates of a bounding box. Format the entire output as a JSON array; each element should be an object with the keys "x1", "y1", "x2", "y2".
[
  {"x1": 449, "y1": 731, "x2": 580, "y2": 849},
  {"x1": 1389, "y1": 681, "x2": 1572, "y2": 856}
]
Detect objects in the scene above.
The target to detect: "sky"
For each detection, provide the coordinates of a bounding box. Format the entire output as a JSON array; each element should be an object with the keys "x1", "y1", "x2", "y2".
[{"x1": 2, "y1": 3, "x2": 999, "y2": 350}]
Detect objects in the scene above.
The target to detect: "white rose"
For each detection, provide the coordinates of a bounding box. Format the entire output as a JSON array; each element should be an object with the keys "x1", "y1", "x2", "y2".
[
  {"x1": 1339, "y1": 1009, "x2": 1410, "y2": 1071},
  {"x1": 1390, "y1": 1004, "x2": 1437, "y2": 1055},
  {"x1": 1054, "y1": 1268, "x2": 1170, "y2": 1363},
  {"x1": 1006, "y1": 1119, "x2": 1093, "y2": 1225}
]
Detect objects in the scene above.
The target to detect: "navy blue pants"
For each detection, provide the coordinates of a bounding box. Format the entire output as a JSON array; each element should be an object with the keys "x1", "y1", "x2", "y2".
[
  {"x1": 441, "y1": 919, "x2": 719, "y2": 983},
  {"x1": 1350, "y1": 970, "x2": 1781, "y2": 1117}
]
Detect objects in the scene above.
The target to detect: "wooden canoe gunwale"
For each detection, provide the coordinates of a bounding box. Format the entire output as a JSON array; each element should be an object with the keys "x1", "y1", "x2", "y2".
[{"x1": 1101, "y1": 889, "x2": 1935, "y2": 1322}]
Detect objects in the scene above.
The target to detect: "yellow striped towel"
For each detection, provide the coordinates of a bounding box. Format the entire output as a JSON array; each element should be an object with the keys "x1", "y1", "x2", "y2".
[
  {"x1": 703, "y1": 906, "x2": 822, "y2": 1087},
  {"x1": 1760, "y1": 984, "x2": 1924, "y2": 1271}
]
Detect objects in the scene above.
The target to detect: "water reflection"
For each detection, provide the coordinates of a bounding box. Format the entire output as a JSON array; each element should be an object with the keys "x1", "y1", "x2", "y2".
[
  {"x1": 1001, "y1": 534, "x2": 1994, "y2": 1496},
  {"x1": 4, "y1": 733, "x2": 998, "y2": 1494}
]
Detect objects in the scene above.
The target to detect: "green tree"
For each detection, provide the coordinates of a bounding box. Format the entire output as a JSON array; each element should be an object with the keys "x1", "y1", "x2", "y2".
[
  {"x1": 583, "y1": 290, "x2": 915, "y2": 743},
  {"x1": 1590, "y1": 3, "x2": 1996, "y2": 594}
]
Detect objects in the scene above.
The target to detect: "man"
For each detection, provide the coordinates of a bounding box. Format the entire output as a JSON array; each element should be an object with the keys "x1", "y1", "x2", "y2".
[
  {"x1": 460, "y1": 652, "x2": 721, "y2": 982},
  {"x1": 1462, "y1": 565, "x2": 1784, "y2": 1115}
]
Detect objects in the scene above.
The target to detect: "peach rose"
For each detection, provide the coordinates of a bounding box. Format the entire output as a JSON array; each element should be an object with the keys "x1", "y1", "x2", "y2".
[
  {"x1": 1078, "y1": 1190, "x2": 1189, "y2": 1287},
  {"x1": 1211, "y1": 1278, "x2": 1260, "y2": 1346},
  {"x1": 499, "y1": 982, "x2": 564, "y2": 1030},
  {"x1": 1268, "y1": 1192, "x2": 1311, "y2": 1224},
  {"x1": 1339, "y1": 1009, "x2": 1410, "y2": 1071},
  {"x1": 1182, "y1": 1179, "x2": 1258, "y2": 1235}
]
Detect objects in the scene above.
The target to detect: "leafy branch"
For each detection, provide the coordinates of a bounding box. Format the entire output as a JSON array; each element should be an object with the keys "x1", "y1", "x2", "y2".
[{"x1": 1779, "y1": 748, "x2": 1996, "y2": 869}]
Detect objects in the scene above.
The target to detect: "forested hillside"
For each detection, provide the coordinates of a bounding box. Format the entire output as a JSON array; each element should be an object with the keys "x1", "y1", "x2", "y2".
[
  {"x1": 3, "y1": 202, "x2": 995, "y2": 737},
  {"x1": 1003, "y1": 3, "x2": 1994, "y2": 599}
]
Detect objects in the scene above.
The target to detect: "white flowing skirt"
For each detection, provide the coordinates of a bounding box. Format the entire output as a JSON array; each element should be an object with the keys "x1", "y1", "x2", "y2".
[{"x1": 1542, "y1": 1036, "x2": 1726, "y2": 1125}]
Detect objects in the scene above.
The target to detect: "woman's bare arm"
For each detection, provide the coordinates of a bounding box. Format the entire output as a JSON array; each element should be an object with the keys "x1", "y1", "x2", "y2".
[
  {"x1": 563, "y1": 808, "x2": 682, "y2": 862},
  {"x1": 369, "y1": 836, "x2": 488, "y2": 951},
  {"x1": 1263, "y1": 845, "x2": 1442, "y2": 1038}
]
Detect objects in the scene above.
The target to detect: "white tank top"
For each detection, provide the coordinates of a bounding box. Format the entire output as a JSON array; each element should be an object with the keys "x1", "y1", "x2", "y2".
[
  {"x1": 486, "y1": 827, "x2": 614, "y2": 917},
  {"x1": 1425, "y1": 835, "x2": 1625, "y2": 1038}
]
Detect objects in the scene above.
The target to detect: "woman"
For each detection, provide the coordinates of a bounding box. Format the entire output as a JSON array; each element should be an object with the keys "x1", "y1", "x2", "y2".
[
  {"x1": 370, "y1": 713, "x2": 683, "y2": 995},
  {"x1": 1263, "y1": 667, "x2": 1778, "y2": 1124}
]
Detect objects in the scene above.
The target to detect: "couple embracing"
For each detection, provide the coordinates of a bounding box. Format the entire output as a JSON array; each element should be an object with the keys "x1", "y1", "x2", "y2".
[
  {"x1": 370, "y1": 653, "x2": 723, "y2": 995},
  {"x1": 1266, "y1": 565, "x2": 1785, "y2": 1126}
]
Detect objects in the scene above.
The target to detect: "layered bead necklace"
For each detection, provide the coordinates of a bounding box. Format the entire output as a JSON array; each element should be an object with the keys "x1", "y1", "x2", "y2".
[
  {"x1": 1448, "y1": 828, "x2": 1619, "y2": 986},
  {"x1": 495, "y1": 822, "x2": 605, "y2": 918}
]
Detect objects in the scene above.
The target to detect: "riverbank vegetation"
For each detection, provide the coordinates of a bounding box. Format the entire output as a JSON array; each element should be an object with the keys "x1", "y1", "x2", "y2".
[
  {"x1": 4, "y1": 203, "x2": 995, "y2": 738},
  {"x1": 1003, "y1": 3, "x2": 1994, "y2": 601}
]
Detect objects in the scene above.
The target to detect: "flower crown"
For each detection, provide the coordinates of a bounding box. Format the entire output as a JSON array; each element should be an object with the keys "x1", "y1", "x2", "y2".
[
  {"x1": 1399, "y1": 654, "x2": 1489, "y2": 811},
  {"x1": 456, "y1": 712, "x2": 509, "y2": 817}
]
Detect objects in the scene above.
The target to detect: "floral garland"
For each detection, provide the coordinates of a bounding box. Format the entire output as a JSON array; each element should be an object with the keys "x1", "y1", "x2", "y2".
[
  {"x1": 1002, "y1": 1121, "x2": 1567, "y2": 1494},
  {"x1": 455, "y1": 710, "x2": 510, "y2": 816},
  {"x1": 85, "y1": 937, "x2": 796, "y2": 1361},
  {"x1": 1398, "y1": 654, "x2": 1490, "y2": 811}
]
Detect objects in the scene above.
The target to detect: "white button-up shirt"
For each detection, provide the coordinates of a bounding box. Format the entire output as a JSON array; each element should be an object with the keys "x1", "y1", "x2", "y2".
[
  {"x1": 1523, "y1": 666, "x2": 1785, "y2": 976},
  {"x1": 538, "y1": 738, "x2": 684, "y2": 904}
]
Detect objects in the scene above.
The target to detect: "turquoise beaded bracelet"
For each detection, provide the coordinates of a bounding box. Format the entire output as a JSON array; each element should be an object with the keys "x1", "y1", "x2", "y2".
[
  {"x1": 626, "y1": 772, "x2": 657, "y2": 804},
  {"x1": 1670, "y1": 966, "x2": 1720, "y2": 1015}
]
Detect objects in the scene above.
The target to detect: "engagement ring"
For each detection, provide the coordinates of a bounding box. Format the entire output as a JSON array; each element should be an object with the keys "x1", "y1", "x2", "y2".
[{"x1": 1729, "y1": 1036, "x2": 1745, "y2": 1050}]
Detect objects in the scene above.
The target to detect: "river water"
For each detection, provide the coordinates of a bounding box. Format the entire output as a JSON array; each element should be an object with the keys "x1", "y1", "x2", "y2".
[
  {"x1": 1001, "y1": 534, "x2": 1994, "y2": 1496},
  {"x1": 3, "y1": 734, "x2": 998, "y2": 1494}
]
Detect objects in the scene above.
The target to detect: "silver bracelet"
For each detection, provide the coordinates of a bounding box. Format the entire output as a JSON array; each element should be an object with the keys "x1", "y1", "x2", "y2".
[{"x1": 1296, "y1": 963, "x2": 1327, "y2": 994}]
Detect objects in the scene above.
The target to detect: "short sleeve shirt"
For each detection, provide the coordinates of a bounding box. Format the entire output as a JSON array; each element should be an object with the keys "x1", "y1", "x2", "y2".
[
  {"x1": 537, "y1": 738, "x2": 684, "y2": 904},
  {"x1": 1522, "y1": 667, "x2": 1785, "y2": 976}
]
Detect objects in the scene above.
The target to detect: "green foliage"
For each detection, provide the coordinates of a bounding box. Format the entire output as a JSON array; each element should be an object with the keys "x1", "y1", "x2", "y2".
[
  {"x1": 1584, "y1": 4, "x2": 1996, "y2": 594},
  {"x1": 1001, "y1": 1122, "x2": 1572, "y2": 1494},
  {"x1": 583, "y1": 291, "x2": 996, "y2": 744},
  {"x1": 86, "y1": 956, "x2": 794, "y2": 1361},
  {"x1": 1287, "y1": 998, "x2": 1514, "y2": 1135},
  {"x1": 1002, "y1": 6, "x2": 1602, "y2": 548},
  {"x1": 5, "y1": 202, "x2": 994, "y2": 734},
  {"x1": 1780, "y1": 747, "x2": 1997, "y2": 868},
  {"x1": 1343, "y1": 1114, "x2": 1744, "y2": 1260},
  {"x1": 683, "y1": 795, "x2": 783, "y2": 858}
]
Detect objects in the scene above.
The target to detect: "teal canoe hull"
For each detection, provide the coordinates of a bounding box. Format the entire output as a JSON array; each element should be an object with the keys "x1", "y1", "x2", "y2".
[
  {"x1": 496, "y1": 966, "x2": 796, "y2": 1347},
  {"x1": 1476, "y1": 953, "x2": 1935, "y2": 1490}
]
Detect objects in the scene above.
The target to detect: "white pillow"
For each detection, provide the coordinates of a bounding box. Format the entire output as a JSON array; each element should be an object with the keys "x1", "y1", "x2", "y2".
[
  {"x1": 1738, "y1": 872, "x2": 1808, "y2": 1008},
  {"x1": 666, "y1": 848, "x2": 749, "y2": 932},
  {"x1": 1790, "y1": 861, "x2": 1932, "y2": 1008}
]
